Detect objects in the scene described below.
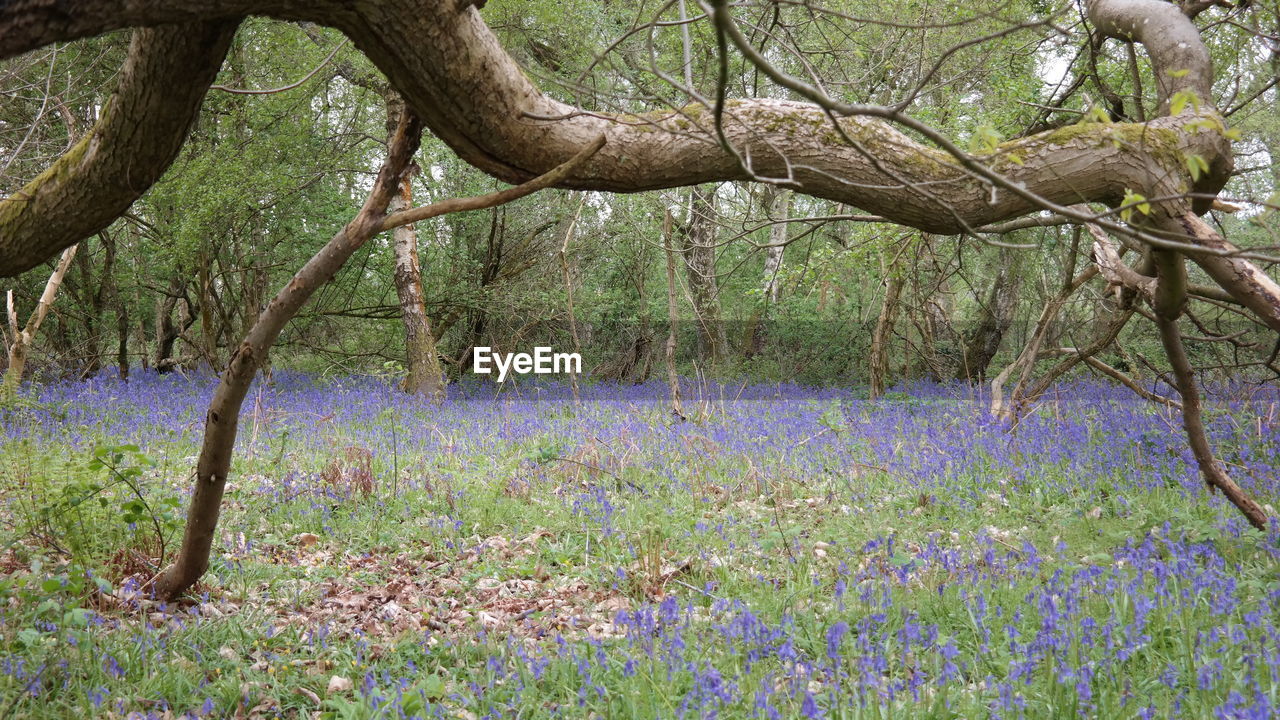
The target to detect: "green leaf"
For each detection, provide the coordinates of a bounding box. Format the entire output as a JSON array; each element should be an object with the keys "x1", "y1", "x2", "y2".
[
  {"x1": 968, "y1": 123, "x2": 1003, "y2": 154},
  {"x1": 1184, "y1": 153, "x2": 1209, "y2": 181},
  {"x1": 1120, "y1": 189, "x2": 1150, "y2": 222},
  {"x1": 64, "y1": 608, "x2": 92, "y2": 627},
  {"x1": 1169, "y1": 89, "x2": 1199, "y2": 116},
  {"x1": 1085, "y1": 104, "x2": 1111, "y2": 124},
  {"x1": 416, "y1": 672, "x2": 448, "y2": 700}
]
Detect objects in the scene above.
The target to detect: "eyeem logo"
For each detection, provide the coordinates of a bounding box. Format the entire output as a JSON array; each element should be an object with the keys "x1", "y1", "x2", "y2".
[{"x1": 472, "y1": 346, "x2": 582, "y2": 382}]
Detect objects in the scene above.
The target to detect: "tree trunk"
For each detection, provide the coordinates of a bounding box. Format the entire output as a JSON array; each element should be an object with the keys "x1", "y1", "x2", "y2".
[
  {"x1": 386, "y1": 93, "x2": 444, "y2": 400},
  {"x1": 761, "y1": 186, "x2": 789, "y2": 305},
  {"x1": 0, "y1": 21, "x2": 238, "y2": 276},
  {"x1": 3, "y1": 246, "x2": 78, "y2": 393},
  {"x1": 454, "y1": 208, "x2": 505, "y2": 371},
  {"x1": 152, "y1": 113, "x2": 425, "y2": 600},
  {"x1": 1151, "y1": 248, "x2": 1269, "y2": 530},
  {"x1": 681, "y1": 185, "x2": 727, "y2": 364},
  {"x1": 196, "y1": 252, "x2": 221, "y2": 371},
  {"x1": 558, "y1": 193, "x2": 587, "y2": 405},
  {"x1": 869, "y1": 258, "x2": 903, "y2": 400},
  {"x1": 663, "y1": 206, "x2": 684, "y2": 420},
  {"x1": 153, "y1": 275, "x2": 187, "y2": 373},
  {"x1": 746, "y1": 185, "x2": 789, "y2": 358},
  {"x1": 71, "y1": 244, "x2": 101, "y2": 378},
  {"x1": 961, "y1": 248, "x2": 1023, "y2": 381},
  {"x1": 85, "y1": 231, "x2": 118, "y2": 378},
  {"x1": 114, "y1": 270, "x2": 130, "y2": 381},
  {"x1": 989, "y1": 266, "x2": 1098, "y2": 422},
  {"x1": 152, "y1": 120, "x2": 605, "y2": 600}
]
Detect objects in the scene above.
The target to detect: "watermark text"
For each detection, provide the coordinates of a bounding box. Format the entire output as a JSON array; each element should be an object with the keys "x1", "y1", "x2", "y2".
[{"x1": 473, "y1": 346, "x2": 581, "y2": 382}]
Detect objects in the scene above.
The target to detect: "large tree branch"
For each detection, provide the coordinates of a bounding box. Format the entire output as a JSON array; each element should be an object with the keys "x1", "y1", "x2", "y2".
[
  {"x1": 0, "y1": 21, "x2": 237, "y2": 276},
  {"x1": 0, "y1": 2, "x2": 1236, "y2": 270},
  {"x1": 1087, "y1": 0, "x2": 1213, "y2": 113},
  {"x1": 3, "y1": 0, "x2": 1272, "y2": 337},
  {"x1": 1151, "y1": 248, "x2": 1271, "y2": 531},
  {"x1": 1156, "y1": 213, "x2": 1280, "y2": 332}
]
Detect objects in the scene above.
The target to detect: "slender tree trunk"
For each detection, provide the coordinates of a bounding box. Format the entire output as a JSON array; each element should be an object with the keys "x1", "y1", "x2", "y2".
[
  {"x1": 961, "y1": 248, "x2": 1023, "y2": 381},
  {"x1": 385, "y1": 93, "x2": 444, "y2": 400},
  {"x1": 663, "y1": 207, "x2": 684, "y2": 420},
  {"x1": 196, "y1": 253, "x2": 219, "y2": 370},
  {"x1": 1151, "y1": 248, "x2": 1269, "y2": 530},
  {"x1": 391, "y1": 174, "x2": 445, "y2": 399},
  {"x1": 152, "y1": 120, "x2": 605, "y2": 600},
  {"x1": 761, "y1": 186, "x2": 789, "y2": 305},
  {"x1": 94, "y1": 230, "x2": 119, "y2": 378},
  {"x1": 133, "y1": 283, "x2": 149, "y2": 373},
  {"x1": 681, "y1": 185, "x2": 727, "y2": 364},
  {"x1": 454, "y1": 209, "x2": 505, "y2": 370},
  {"x1": 115, "y1": 283, "x2": 129, "y2": 380},
  {"x1": 153, "y1": 275, "x2": 186, "y2": 373},
  {"x1": 3, "y1": 246, "x2": 78, "y2": 393},
  {"x1": 558, "y1": 193, "x2": 587, "y2": 405},
  {"x1": 990, "y1": 254, "x2": 1099, "y2": 421},
  {"x1": 747, "y1": 185, "x2": 789, "y2": 358},
  {"x1": 869, "y1": 257, "x2": 903, "y2": 400},
  {"x1": 74, "y1": 239, "x2": 110, "y2": 378},
  {"x1": 153, "y1": 113, "x2": 425, "y2": 600}
]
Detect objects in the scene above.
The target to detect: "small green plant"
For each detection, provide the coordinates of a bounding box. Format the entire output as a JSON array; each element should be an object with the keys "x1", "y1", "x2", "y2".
[{"x1": 1120, "y1": 189, "x2": 1151, "y2": 222}]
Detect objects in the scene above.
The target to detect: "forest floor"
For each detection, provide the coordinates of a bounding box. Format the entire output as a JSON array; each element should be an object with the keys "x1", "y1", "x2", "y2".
[{"x1": 1, "y1": 373, "x2": 1278, "y2": 719}]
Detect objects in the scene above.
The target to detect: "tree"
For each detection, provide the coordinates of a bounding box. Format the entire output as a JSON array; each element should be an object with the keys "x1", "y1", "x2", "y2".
[
  {"x1": 3, "y1": 246, "x2": 77, "y2": 393},
  {"x1": 1, "y1": 0, "x2": 1276, "y2": 592},
  {"x1": 681, "y1": 185, "x2": 729, "y2": 363},
  {"x1": 385, "y1": 93, "x2": 446, "y2": 400}
]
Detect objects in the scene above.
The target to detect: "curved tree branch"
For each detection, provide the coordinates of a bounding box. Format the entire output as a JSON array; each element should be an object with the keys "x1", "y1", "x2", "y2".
[
  {"x1": 0, "y1": 21, "x2": 238, "y2": 276},
  {"x1": 1, "y1": 1, "x2": 1274, "y2": 336}
]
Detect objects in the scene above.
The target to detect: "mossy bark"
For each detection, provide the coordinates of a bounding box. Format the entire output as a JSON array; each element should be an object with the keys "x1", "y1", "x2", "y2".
[{"x1": 0, "y1": 22, "x2": 236, "y2": 276}]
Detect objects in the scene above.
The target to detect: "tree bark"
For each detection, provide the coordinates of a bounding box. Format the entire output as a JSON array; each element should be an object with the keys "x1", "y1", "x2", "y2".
[
  {"x1": 115, "y1": 289, "x2": 130, "y2": 380},
  {"x1": 681, "y1": 186, "x2": 728, "y2": 364},
  {"x1": 990, "y1": 264, "x2": 1100, "y2": 422},
  {"x1": 0, "y1": 21, "x2": 237, "y2": 276},
  {"x1": 663, "y1": 207, "x2": 684, "y2": 420},
  {"x1": 869, "y1": 261, "x2": 903, "y2": 400},
  {"x1": 153, "y1": 275, "x2": 188, "y2": 373},
  {"x1": 761, "y1": 186, "x2": 789, "y2": 305},
  {"x1": 152, "y1": 112, "x2": 426, "y2": 599},
  {"x1": 6, "y1": 1, "x2": 1277, "y2": 344},
  {"x1": 558, "y1": 193, "x2": 587, "y2": 405},
  {"x1": 4, "y1": 2, "x2": 1256, "y2": 331},
  {"x1": 196, "y1": 253, "x2": 221, "y2": 371},
  {"x1": 385, "y1": 93, "x2": 444, "y2": 400},
  {"x1": 3, "y1": 245, "x2": 77, "y2": 393},
  {"x1": 961, "y1": 248, "x2": 1022, "y2": 381},
  {"x1": 1151, "y1": 248, "x2": 1270, "y2": 531}
]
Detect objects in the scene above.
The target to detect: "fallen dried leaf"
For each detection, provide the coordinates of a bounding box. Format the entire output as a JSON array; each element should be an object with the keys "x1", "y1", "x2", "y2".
[
  {"x1": 327, "y1": 675, "x2": 353, "y2": 694},
  {"x1": 296, "y1": 686, "x2": 321, "y2": 704}
]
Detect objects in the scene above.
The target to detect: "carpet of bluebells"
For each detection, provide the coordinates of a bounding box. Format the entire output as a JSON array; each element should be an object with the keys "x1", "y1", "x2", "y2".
[{"x1": 1, "y1": 372, "x2": 1279, "y2": 719}]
